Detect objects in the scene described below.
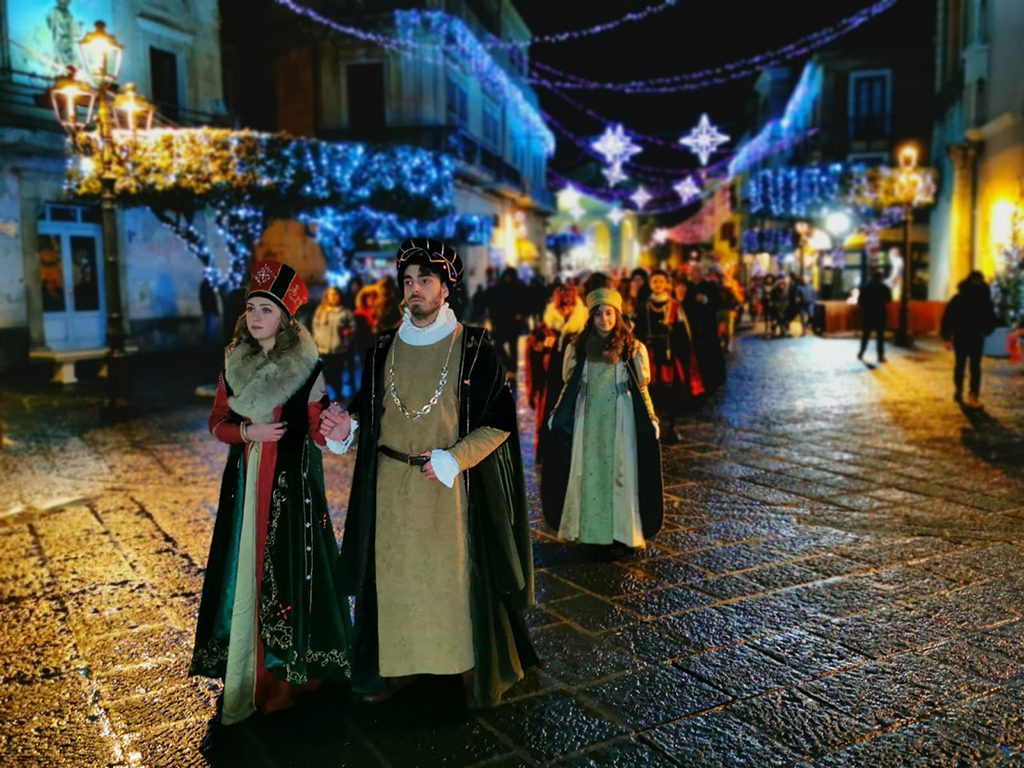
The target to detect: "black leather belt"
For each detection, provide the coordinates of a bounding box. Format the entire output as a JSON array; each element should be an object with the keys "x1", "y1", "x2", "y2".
[{"x1": 378, "y1": 445, "x2": 430, "y2": 467}]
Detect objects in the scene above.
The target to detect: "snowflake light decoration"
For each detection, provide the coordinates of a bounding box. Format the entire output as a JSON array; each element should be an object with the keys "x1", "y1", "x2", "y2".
[
  {"x1": 679, "y1": 114, "x2": 730, "y2": 166},
  {"x1": 630, "y1": 185, "x2": 652, "y2": 209},
  {"x1": 602, "y1": 161, "x2": 628, "y2": 187},
  {"x1": 591, "y1": 123, "x2": 643, "y2": 167},
  {"x1": 673, "y1": 176, "x2": 701, "y2": 203},
  {"x1": 653, "y1": 228, "x2": 670, "y2": 245},
  {"x1": 568, "y1": 204, "x2": 585, "y2": 221},
  {"x1": 607, "y1": 206, "x2": 625, "y2": 226}
]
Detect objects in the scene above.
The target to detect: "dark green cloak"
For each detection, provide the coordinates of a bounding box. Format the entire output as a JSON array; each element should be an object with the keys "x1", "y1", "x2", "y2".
[
  {"x1": 190, "y1": 361, "x2": 353, "y2": 685},
  {"x1": 341, "y1": 325, "x2": 538, "y2": 707}
]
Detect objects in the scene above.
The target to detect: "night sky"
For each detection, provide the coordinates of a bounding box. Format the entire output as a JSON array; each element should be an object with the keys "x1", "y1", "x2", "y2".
[{"x1": 514, "y1": 0, "x2": 936, "y2": 190}]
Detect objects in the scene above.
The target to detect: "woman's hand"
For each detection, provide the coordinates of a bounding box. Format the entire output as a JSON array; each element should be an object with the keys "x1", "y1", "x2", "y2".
[
  {"x1": 320, "y1": 405, "x2": 352, "y2": 442},
  {"x1": 246, "y1": 422, "x2": 287, "y2": 442}
]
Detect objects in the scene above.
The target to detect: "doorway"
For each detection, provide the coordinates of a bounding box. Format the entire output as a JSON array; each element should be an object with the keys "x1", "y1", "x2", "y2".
[{"x1": 37, "y1": 204, "x2": 105, "y2": 350}]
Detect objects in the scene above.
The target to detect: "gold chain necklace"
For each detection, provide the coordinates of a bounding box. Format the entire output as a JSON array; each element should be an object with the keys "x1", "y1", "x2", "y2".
[{"x1": 387, "y1": 329, "x2": 459, "y2": 420}]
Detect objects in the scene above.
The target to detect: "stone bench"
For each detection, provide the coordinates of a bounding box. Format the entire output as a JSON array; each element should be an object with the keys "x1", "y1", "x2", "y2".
[{"x1": 30, "y1": 346, "x2": 138, "y2": 384}]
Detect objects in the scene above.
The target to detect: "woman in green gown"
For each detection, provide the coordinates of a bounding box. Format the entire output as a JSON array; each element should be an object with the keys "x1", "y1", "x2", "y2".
[
  {"x1": 190, "y1": 261, "x2": 353, "y2": 724},
  {"x1": 541, "y1": 288, "x2": 664, "y2": 548}
]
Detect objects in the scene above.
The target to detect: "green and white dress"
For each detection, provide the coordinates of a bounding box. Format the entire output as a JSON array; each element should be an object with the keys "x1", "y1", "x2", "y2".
[{"x1": 557, "y1": 342, "x2": 652, "y2": 548}]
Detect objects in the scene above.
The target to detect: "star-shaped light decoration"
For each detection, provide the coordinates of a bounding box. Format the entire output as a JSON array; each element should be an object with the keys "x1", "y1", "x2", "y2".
[
  {"x1": 679, "y1": 114, "x2": 730, "y2": 166},
  {"x1": 607, "y1": 206, "x2": 625, "y2": 226},
  {"x1": 591, "y1": 123, "x2": 642, "y2": 167},
  {"x1": 673, "y1": 175, "x2": 702, "y2": 204},
  {"x1": 602, "y1": 162, "x2": 628, "y2": 187},
  {"x1": 568, "y1": 204, "x2": 585, "y2": 221},
  {"x1": 653, "y1": 228, "x2": 670, "y2": 245},
  {"x1": 630, "y1": 185, "x2": 653, "y2": 209},
  {"x1": 559, "y1": 185, "x2": 582, "y2": 212}
]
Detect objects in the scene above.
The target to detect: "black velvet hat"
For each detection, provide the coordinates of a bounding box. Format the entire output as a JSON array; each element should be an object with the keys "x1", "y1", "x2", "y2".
[{"x1": 395, "y1": 238, "x2": 463, "y2": 287}]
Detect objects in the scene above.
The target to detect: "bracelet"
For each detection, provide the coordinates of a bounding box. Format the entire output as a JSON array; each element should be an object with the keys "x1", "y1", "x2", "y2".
[{"x1": 240, "y1": 422, "x2": 249, "y2": 442}]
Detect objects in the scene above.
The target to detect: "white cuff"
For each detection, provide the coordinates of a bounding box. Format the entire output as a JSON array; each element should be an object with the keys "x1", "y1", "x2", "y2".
[
  {"x1": 430, "y1": 449, "x2": 460, "y2": 488},
  {"x1": 325, "y1": 419, "x2": 358, "y2": 454}
]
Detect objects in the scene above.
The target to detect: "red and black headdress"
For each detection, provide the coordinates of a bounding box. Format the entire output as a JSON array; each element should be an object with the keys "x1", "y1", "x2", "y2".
[{"x1": 246, "y1": 260, "x2": 308, "y2": 317}]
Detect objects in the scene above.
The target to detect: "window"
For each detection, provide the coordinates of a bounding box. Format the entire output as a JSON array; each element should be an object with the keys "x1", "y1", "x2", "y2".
[
  {"x1": 482, "y1": 97, "x2": 501, "y2": 151},
  {"x1": 347, "y1": 62, "x2": 386, "y2": 132},
  {"x1": 446, "y1": 74, "x2": 468, "y2": 126},
  {"x1": 149, "y1": 47, "x2": 180, "y2": 120},
  {"x1": 848, "y1": 70, "x2": 891, "y2": 139}
]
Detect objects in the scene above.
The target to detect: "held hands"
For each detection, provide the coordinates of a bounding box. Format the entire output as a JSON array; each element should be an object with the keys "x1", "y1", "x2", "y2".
[
  {"x1": 246, "y1": 422, "x2": 287, "y2": 442},
  {"x1": 319, "y1": 402, "x2": 352, "y2": 442}
]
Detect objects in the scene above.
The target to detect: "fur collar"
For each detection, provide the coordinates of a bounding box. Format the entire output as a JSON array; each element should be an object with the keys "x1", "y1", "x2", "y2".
[{"x1": 225, "y1": 324, "x2": 319, "y2": 423}]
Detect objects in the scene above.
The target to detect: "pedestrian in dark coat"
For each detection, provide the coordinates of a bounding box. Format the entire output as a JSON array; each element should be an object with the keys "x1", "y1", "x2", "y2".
[
  {"x1": 488, "y1": 267, "x2": 528, "y2": 381},
  {"x1": 684, "y1": 264, "x2": 727, "y2": 393},
  {"x1": 941, "y1": 270, "x2": 998, "y2": 409},
  {"x1": 857, "y1": 270, "x2": 892, "y2": 363}
]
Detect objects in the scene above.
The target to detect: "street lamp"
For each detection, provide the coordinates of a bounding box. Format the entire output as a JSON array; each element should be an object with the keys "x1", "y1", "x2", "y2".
[
  {"x1": 49, "y1": 21, "x2": 154, "y2": 420},
  {"x1": 892, "y1": 143, "x2": 930, "y2": 347}
]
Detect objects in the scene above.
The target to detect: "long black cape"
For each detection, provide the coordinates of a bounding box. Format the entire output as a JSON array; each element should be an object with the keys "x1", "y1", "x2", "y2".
[{"x1": 340, "y1": 325, "x2": 537, "y2": 706}]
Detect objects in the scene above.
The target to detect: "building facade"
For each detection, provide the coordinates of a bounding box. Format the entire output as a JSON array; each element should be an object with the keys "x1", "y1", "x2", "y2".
[
  {"x1": 220, "y1": 0, "x2": 555, "y2": 291},
  {"x1": 547, "y1": 186, "x2": 645, "y2": 276},
  {"x1": 729, "y1": 47, "x2": 934, "y2": 300},
  {"x1": 0, "y1": 0, "x2": 227, "y2": 369},
  {"x1": 930, "y1": 0, "x2": 1024, "y2": 299}
]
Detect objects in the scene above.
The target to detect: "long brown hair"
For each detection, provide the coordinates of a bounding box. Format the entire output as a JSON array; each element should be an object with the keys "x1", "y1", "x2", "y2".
[
  {"x1": 573, "y1": 305, "x2": 633, "y2": 362},
  {"x1": 229, "y1": 305, "x2": 301, "y2": 359}
]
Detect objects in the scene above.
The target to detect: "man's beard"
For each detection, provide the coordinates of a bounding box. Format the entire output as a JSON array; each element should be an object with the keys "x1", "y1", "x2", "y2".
[{"x1": 409, "y1": 298, "x2": 443, "y2": 324}]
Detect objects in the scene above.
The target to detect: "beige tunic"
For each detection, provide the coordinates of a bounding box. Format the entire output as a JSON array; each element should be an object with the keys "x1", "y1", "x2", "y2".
[{"x1": 375, "y1": 325, "x2": 508, "y2": 676}]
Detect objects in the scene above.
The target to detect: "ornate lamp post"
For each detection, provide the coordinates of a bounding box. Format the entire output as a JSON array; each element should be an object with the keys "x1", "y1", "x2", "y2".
[
  {"x1": 50, "y1": 21, "x2": 154, "y2": 419},
  {"x1": 892, "y1": 144, "x2": 931, "y2": 347}
]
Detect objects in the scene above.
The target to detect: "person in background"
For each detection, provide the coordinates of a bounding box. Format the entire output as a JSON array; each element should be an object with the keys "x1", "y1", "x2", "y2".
[
  {"x1": 621, "y1": 268, "x2": 651, "y2": 329},
  {"x1": 634, "y1": 269, "x2": 686, "y2": 443},
  {"x1": 374, "y1": 276, "x2": 402, "y2": 331},
  {"x1": 857, "y1": 269, "x2": 891, "y2": 365},
  {"x1": 684, "y1": 263, "x2": 727, "y2": 394},
  {"x1": 311, "y1": 285, "x2": 356, "y2": 401},
  {"x1": 488, "y1": 267, "x2": 528, "y2": 383},
  {"x1": 530, "y1": 280, "x2": 589, "y2": 460},
  {"x1": 344, "y1": 276, "x2": 364, "y2": 311},
  {"x1": 199, "y1": 276, "x2": 221, "y2": 357},
  {"x1": 941, "y1": 270, "x2": 998, "y2": 409}
]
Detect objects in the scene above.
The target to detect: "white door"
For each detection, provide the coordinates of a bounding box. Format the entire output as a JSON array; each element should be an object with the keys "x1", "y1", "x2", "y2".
[{"x1": 38, "y1": 222, "x2": 106, "y2": 351}]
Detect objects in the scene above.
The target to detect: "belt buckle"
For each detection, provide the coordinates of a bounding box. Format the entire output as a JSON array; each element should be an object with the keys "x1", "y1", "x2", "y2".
[{"x1": 409, "y1": 454, "x2": 429, "y2": 467}]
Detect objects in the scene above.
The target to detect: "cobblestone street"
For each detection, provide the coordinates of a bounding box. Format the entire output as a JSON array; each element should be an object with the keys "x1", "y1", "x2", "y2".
[{"x1": 2, "y1": 334, "x2": 1023, "y2": 767}]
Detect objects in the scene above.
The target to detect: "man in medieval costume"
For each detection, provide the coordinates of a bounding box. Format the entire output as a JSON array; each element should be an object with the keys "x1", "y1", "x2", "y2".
[{"x1": 321, "y1": 238, "x2": 537, "y2": 707}]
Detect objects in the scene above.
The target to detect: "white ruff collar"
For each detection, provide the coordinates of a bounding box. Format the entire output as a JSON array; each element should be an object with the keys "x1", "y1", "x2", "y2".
[{"x1": 398, "y1": 303, "x2": 458, "y2": 346}]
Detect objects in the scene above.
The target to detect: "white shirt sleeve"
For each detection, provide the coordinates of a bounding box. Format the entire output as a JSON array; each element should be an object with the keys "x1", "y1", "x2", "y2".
[
  {"x1": 430, "y1": 449, "x2": 460, "y2": 488},
  {"x1": 325, "y1": 418, "x2": 359, "y2": 454}
]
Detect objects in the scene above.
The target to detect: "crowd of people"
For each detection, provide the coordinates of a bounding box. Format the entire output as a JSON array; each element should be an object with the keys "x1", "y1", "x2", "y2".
[
  {"x1": 745, "y1": 272, "x2": 817, "y2": 339},
  {"x1": 193, "y1": 245, "x2": 749, "y2": 722},
  {"x1": 193, "y1": 239, "x2": 1007, "y2": 725}
]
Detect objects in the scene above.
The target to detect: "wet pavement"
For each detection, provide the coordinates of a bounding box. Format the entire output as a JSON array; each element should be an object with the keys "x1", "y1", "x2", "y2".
[{"x1": 1, "y1": 333, "x2": 1023, "y2": 767}]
